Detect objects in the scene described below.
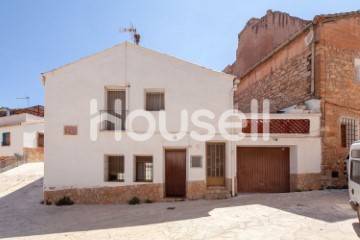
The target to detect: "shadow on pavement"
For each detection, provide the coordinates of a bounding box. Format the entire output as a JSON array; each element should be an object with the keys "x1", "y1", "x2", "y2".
[{"x1": 352, "y1": 223, "x2": 360, "y2": 237}]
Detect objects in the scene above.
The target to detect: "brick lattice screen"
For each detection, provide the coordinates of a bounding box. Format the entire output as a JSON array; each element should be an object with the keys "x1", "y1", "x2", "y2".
[{"x1": 242, "y1": 119, "x2": 310, "y2": 134}]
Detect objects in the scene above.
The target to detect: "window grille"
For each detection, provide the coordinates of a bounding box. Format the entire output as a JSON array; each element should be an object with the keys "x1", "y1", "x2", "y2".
[
  {"x1": 145, "y1": 92, "x2": 165, "y2": 111},
  {"x1": 107, "y1": 156, "x2": 125, "y2": 182},
  {"x1": 135, "y1": 156, "x2": 153, "y2": 182},
  {"x1": 341, "y1": 117, "x2": 359, "y2": 148}
]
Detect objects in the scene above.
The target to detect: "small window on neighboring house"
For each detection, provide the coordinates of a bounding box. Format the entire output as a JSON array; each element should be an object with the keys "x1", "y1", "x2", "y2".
[
  {"x1": 135, "y1": 156, "x2": 153, "y2": 182},
  {"x1": 1, "y1": 132, "x2": 10, "y2": 146},
  {"x1": 355, "y1": 58, "x2": 360, "y2": 82},
  {"x1": 145, "y1": 92, "x2": 164, "y2": 111},
  {"x1": 341, "y1": 117, "x2": 359, "y2": 148},
  {"x1": 107, "y1": 156, "x2": 125, "y2": 182},
  {"x1": 37, "y1": 133, "x2": 44, "y2": 147},
  {"x1": 191, "y1": 156, "x2": 202, "y2": 168}
]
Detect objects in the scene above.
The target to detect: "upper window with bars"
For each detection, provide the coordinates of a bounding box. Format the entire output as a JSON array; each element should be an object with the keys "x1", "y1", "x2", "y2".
[
  {"x1": 101, "y1": 89, "x2": 127, "y2": 131},
  {"x1": 341, "y1": 117, "x2": 359, "y2": 148},
  {"x1": 145, "y1": 91, "x2": 165, "y2": 111}
]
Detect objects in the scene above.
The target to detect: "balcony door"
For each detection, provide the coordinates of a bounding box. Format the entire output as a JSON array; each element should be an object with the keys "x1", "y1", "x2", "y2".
[{"x1": 106, "y1": 90, "x2": 126, "y2": 130}]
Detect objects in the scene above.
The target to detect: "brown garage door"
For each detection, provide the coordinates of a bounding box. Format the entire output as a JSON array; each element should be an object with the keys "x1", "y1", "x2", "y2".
[
  {"x1": 165, "y1": 149, "x2": 186, "y2": 197},
  {"x1": 237, "y1": 147, "x2": 290, "y2": 193}
]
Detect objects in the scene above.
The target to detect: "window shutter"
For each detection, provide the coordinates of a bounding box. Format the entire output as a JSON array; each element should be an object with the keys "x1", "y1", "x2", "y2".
[
  {"x1": 341, "y1": 124, "x2": 347, "y2": 148},
  {"x1": 146, "y1": 92, "x2": 164, "y2": 111}
]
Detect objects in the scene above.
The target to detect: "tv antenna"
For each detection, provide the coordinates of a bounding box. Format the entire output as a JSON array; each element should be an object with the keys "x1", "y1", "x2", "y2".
[
  {"x1": 16, "y1": 96, "x2": 30, "y2": 108},
  {"x1": 119, "y1": 23, "x2": 140, "y2": 45}
]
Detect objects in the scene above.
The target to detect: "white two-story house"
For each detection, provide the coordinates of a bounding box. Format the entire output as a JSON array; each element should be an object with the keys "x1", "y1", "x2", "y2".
[
  {"x1": 41, "y1": 42, "x2": 236, "y2": 204},
  {"x1": 41, "y1": 42, "x2": 322, "y2": 204}
]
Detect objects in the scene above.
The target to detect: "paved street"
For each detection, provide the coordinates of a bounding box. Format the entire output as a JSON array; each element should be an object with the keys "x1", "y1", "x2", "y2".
[{"x1": 0, "y1": 163, "x2": 358, "y2": 240}]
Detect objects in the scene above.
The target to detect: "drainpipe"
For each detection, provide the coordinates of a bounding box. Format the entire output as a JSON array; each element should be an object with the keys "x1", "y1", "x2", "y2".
[
  {"x1": 231, "y1": 78, "x2": 240, "y2": 197},
  {"x1": 310, "y1": 27, "x2": 315, "y2": 95},
  {"x1": 230, "y1": 88, "x2": 235, "y2": 197}
]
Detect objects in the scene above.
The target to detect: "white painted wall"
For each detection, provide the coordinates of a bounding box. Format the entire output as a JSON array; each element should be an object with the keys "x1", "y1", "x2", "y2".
[
  {"x1": 0, "y1": 125, "x2": 24, "y2": 156},
  {"x1": 43, "y1": 42, "x2": 234, "y2": 190},
  {"x1": 23, "y1": 122, "x2": 45, "y2": 148},
  {"x1": 0, "y1": 122, "x2": 45, "y2": 157}
]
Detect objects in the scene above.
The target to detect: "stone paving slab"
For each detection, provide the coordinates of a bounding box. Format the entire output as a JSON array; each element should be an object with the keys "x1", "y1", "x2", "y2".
[{"x1": 0, "y1": 163, "x2": 358, "y2": 239}]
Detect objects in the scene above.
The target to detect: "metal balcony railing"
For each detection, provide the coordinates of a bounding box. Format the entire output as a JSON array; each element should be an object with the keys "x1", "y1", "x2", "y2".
[
  {"x1": 242, "y1": 119, "x2": 311, "y2": 134},
  {"x1": 100, "y1": 110, "x2": 127, "y2": 131}
]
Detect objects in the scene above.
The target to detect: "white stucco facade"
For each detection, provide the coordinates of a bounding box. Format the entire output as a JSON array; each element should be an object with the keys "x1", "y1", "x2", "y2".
[
  {"x1": 42, "y1": 42, "x2": 322, "y2": 199},
  {"x1": 42, "y1": 42, "x2": 234, "y2": 190},
  {"x1": 0, "y1": 114, "x2": 44, "y2": 157}
]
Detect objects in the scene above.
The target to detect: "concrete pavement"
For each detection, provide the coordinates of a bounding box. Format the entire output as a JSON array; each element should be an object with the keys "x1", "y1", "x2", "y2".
[{"x1": 0, "y1": 163, "x2": 358, "y2": 240}]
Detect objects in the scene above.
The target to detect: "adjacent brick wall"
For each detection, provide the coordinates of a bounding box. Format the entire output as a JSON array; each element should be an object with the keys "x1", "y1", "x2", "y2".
[
  {"x1": 224, "y1": 10, "x2": 309, "y2": 77},
  {"x1": 234, "y1": 29, "x2": 312, "y2": 113},
  {"x1": 24, "y1": 147, "x2": 44, "y2": 163},
  {"x1": 231, "y1": 14, "x2": 360, "y2": 188},
  {"x1": 317, "y1": 44, "x2": 360, "y2": 187}
]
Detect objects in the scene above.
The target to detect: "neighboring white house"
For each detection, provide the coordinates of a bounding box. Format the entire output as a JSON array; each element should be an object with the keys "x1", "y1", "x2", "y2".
[
  {"x1": 41, "y1": 42, "x2": 322, "y2": 204},
  {"x1": 0, "y1": 113, "x2": 44, "y2": 161}
]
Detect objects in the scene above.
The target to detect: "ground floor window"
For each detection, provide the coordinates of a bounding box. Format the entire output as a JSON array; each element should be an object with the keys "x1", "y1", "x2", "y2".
[
  {"x1": 341, "y1": 117, "x2": 359, "y2": 148},
  {"x1": 135, "y1": 156, "x2": 153, "y2": 182},
  {"x1": 1, "y1": 132, "x2": 10, "y2": 146},
  {"x1": 107, "y1": 156, "x2": 124, "y2": 182}
]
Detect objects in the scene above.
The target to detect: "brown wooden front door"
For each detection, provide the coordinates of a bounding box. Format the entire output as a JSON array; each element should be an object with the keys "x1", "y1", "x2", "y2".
[
  {"x1": 237, "y1": 147, "x2": 290, "y2": 193},
  {"x1": 206, "y1": 143, "x2": 225, "y2": 186},
  {"x1": 165, "y1": 149, "x2": 186, "y2": 197}
]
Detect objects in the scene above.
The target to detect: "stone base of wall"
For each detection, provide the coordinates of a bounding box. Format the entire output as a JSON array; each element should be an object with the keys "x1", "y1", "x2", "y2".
[
  {"x1": 44, "y1": 183, "x2": 164, "y2": 204},
  {"x1": 225, "y1": 178, "x2": 233, "y2": 195},
  {"x1": 24, "y1": 147, "x2": 44, "y2": 163},
  {"x1": 186, "y1": 180, "x2": 206, "y2": 199},
  {"x1": 45, "y1": 180, "x2": 213, "y2": 204},
  {"x1": 290, "y1": 173, "x2": 322, "y2": 191}
]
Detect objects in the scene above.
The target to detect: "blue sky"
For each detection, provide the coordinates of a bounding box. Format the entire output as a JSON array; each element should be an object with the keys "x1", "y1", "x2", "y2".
[{"x1": 0, "y1": 0, "x2": 359, "y2": 108}]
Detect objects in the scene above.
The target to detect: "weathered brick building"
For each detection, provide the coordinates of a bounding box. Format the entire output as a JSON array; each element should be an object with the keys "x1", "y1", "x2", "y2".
[{"x1": 225, "y1": 10, "x2": 360, "y2": 188}]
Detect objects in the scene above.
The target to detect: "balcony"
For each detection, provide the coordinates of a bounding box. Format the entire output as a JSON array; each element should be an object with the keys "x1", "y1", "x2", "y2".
[
  {"x1": 100, "y1": 110, "x2": 127, "y2": 131},
  {"x1": 240, "y1": 113, "x2": 320, "y2": 137}
]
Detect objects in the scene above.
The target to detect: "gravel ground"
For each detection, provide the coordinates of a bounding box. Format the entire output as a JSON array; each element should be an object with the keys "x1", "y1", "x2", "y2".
[{"x1": 0, "y1": 163, "x2": 358, "y2": 240}]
